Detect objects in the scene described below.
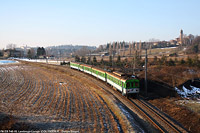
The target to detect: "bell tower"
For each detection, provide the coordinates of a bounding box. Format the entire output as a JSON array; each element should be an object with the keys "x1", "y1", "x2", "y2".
[{"x1": 180, "y1": 29, "x2": 183, "y2": 46}]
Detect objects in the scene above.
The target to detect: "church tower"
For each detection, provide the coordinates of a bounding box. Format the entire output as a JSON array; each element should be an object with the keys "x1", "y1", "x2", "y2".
[{"x1": 180, "y1": 29, "x2": 183, "y2": 45}]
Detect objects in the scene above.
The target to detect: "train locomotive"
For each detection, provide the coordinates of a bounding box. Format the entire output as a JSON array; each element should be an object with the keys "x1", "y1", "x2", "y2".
[{"x1": 70, "y1": 62, "x2": 140, "y2": 96}]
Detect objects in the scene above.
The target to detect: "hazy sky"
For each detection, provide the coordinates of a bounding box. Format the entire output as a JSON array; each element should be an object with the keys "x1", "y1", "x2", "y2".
[{"x1": 0, "y1": 0, "x2": 199, "y2": 49}]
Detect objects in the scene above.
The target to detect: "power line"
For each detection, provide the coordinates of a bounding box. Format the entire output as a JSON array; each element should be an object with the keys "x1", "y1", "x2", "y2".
[{"x1": 145, "y1": 49, "x2": 148, "y2": 96}]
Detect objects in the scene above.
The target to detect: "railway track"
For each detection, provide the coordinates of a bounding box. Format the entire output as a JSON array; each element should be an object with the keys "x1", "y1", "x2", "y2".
[
  {"x1": 83, "y1": 71, "x2": 188, "y2": 132},
  {"x1": 129, "y1": 98, "x2": 188, "y2": 133},
  {"x1": 100, "y1": 84, "x2": 188, "y2": 132}
]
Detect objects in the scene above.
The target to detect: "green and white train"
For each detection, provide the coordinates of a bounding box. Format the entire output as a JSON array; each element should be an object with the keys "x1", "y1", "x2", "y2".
[{"x1": 70, "y1": 62, "x2": 140, "y2": 96}]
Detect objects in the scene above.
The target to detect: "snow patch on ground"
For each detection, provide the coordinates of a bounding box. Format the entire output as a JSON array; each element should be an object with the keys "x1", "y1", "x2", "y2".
[
  {"x1": 175, "y1": 100, "x2": 200, "y2": 105},
  {"x1": 19, "y1": 58, "x2": 63, "y2": 65},
  {"x1": 175, "y1": 86, "x2": 200, "y2": 99},
  {"x1": 116, "y1": 103, "x2": 145, "y2": 132},
  {"x1": 0, "y1": 60, "x2": 18, "y2": 65}
]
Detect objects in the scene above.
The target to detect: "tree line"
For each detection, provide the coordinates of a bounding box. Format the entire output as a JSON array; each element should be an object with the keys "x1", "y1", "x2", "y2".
[
  {"x1": 75, "y1": 54, "x2": 200, "y2": 69},
  {"x1": 152, "y1": 55, "x2": 200, "y2": 68},
  {"x1": 27, "y1": 47, "x2": 46, "y2": 59}
]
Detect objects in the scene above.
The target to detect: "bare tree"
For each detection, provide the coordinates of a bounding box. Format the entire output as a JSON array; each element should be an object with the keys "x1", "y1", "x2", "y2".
[
  {"x1": 188, "y1": 34, "x2": 195, "y2": 44},
  {"x1": 123, "y1": 42, "x2": 125, "y2": 56},
  {"x1": 97, "y1": 45, "x2": 104, "y2": 52},
  {"x1": 109, "y1": 43, "x2": 112, "y2": 56},
  {"x1": 129, "y1": 42, "x2": 131, "y2": 56},
  {"x1": 116, "y1": 42, "x2": 119, "y2": 55},
  {"x1": 149, "y1": 38, "x2": 160, "y2": 45},
  {"x1": 6, "y1": 44, "x2": 16, "y2": 49},
  {"x1": 29, "y1": 48, "x2": 36, "y2": 58},
  {"x1": 74, "y1": 46, "x2": 90, "y2": 56}
]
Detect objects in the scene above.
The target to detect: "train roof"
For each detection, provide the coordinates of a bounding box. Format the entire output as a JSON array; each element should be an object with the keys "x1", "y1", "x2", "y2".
[
  {"x1": 81, "y1": 64, "x2": 92, "y2": 68},
  {"x1": 79, "y1": 63, "x2": 106, "y2": 73},
  {"x1": 113, "y1": 71, "x2": 125, "y2": 77},
  {"x1": 106, "y1": 71, "x2": 138, "y2": 82},
  {"x1": 70, "y1": 62, "x2": 138, "y2": 82},
  {"x1": 70, "y1": 61, "x2": 80, "y2": 65},
  {"x1": 92, "y1": 67, "x2": 106, "y2": 73},
  {"x1": 106, "y1": 72, "x2": 127, "y2": 82}
]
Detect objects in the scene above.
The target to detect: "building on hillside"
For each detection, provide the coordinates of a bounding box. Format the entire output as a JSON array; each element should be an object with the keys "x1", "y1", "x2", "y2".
[
  {"x1": 48, "y1": 55, "x2": 55, "y2": 60},
  {"x1": 20, "y1": 45, "x2": 31, "y2": 57},
  {"x1": 3, "y1": 49, "x2": 23, "y2": 58},
  {"x1": 38, "y1": 55, "x2": 46, "y2": 59},
  {"x1": 0, "y1": 50, "x2": 3, "y2": 57},
  {"x1": 170, "y1": 40, "x2": 177, "y2": 45},
  {"x1": 176, "y1": 29, "x2": 186, "y2": 46},
  {"x1": 99, "y1": 52, "x2": 109, "y2": 57}
]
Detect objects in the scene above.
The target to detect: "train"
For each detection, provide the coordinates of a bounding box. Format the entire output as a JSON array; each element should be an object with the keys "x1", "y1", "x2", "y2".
[{"x1": 70, "y1": 62, "x2": 140, "y2": 96}]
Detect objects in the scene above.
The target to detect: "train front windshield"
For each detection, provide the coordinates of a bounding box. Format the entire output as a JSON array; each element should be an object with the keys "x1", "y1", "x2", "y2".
[
  {"x1": 126, "y1": 80, "x2": 139, "y2": 89},
  {"x1": 126, "y1": 82, "x2": 131, "y2": 89}
]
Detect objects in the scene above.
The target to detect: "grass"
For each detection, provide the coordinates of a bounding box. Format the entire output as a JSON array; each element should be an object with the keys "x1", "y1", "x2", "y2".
[
  {"x1": 176, "y1": 100, "x2": 200, "y2": 114},
  {"x1": 140, "y1": 65, "x2": 200, "y2": 87},
  {"x1": 186, "y1": 102, "x2": 200, "y2": 114}
]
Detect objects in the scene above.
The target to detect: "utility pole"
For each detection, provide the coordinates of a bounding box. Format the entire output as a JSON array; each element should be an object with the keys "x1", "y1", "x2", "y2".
[
  {"x1": 129, "y1": 42, "x2": 131, "y2": 56},
  {"x1": 145, "y1": 48, "x2": 148, "y2": 97},
  {"x1": 134, "y1": 50, "x2": 137, "y2": 69},
  {"x1": 112, "y1": 51, "x2": 114, "y2": 69},
  {"x1": 112, "y1": 49, "x2": 115, "y2": 70},
  {"x1": 123, "y1": 42, "x2": 125, "y2": 57},
  {"x1": 89, "y1": 50, "x2": 91, "y2": 65},
  {"x1": 46, "y1": 50, "x2": 48, "y2": 64},
  {"x1": 59, "y1": 50, "x2": 61, "y2": 63},
  {"x1": 133, "y1": 50, "x2": 136, "y2": 75},
  {"x1": 112, "y1": 42, "x2": 115, "y2": 69}
]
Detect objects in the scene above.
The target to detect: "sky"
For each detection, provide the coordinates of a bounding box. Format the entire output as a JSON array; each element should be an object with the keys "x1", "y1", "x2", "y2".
[{"x1": 0, "y1": 0, "x2": 200, "y2": 49}]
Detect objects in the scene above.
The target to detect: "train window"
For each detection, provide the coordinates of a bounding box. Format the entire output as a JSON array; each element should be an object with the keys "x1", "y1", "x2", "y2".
[
  {"x1": 132, "y1": 82, "x2": 134, "y2": 87},
  {"x1": 135, "y1": 82, "x2": 138, "y2": 87},
  {"x1": 126, "y1": 82, "x2": 130, "y2": 88}
]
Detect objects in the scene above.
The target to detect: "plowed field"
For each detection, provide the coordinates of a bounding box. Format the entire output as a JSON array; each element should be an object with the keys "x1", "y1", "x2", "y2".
[{"x1": 0, "y1": 63, "x2": 125, "y2": 132}]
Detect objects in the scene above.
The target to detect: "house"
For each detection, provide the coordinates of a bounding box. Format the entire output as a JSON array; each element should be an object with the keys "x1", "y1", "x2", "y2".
[{"x1": 3, "y1": 49, "x2": 23, "y2": 58}]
